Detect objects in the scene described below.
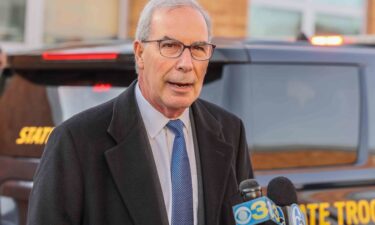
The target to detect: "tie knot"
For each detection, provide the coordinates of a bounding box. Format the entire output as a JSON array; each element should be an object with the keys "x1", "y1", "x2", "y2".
[{"x1": 167, "y1": 119, "x2": 184, "y2": 137}]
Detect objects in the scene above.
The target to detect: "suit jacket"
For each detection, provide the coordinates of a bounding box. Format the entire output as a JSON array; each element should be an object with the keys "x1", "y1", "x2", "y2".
[{"x1": 27, "y1": 81, "x2": 253, "y2": 225}]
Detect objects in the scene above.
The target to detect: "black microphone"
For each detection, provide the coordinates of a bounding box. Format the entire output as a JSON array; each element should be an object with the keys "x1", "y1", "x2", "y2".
[
  {"x1": 267, "y1": 176, "x2": 307, "y2": 225},
  {"x1": 233, "y1": 179, "x2": 283, "y2": 225},
  {"x1": 239, "y1": 179, "x2": 262, "y2": 201}
]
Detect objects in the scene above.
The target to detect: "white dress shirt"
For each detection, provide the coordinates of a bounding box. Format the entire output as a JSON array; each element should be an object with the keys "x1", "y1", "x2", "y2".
[{"x1": 135, "y1": 83, "x2": 198, "y2": 225}]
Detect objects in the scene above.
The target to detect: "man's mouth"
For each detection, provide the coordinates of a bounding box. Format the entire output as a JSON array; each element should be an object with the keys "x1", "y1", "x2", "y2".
[{"x1": 168, "y1": 82, "x2": 192, "y2": 88}]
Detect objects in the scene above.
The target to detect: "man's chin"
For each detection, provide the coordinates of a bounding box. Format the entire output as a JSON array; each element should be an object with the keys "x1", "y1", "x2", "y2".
[
  {"x1": 160, "y1": 99, "x2": 195, "y2": 116},
  {"x1": 168, "y1": 97, "x2": 196, "y2": 108}
]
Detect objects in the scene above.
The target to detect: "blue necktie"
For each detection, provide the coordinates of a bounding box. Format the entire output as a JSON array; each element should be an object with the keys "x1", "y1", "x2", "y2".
[{"x1": 167, "y1": 119, "x2": 193, "y2": 225}]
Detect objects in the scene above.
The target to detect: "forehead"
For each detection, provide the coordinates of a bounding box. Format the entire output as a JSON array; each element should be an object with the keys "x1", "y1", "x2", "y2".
[{"x1": 150, "y1": 6, "x2": 209, "y2": 42}]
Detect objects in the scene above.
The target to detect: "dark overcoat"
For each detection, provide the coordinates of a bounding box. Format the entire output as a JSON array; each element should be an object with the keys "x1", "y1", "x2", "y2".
[{"x1": 27, "y1": 81, "x2": 253, "y2": 225}]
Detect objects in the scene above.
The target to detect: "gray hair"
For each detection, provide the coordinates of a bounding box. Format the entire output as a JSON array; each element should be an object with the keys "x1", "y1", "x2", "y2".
[{"x1": 135, "y1": 0, "x2": 212, "y2": 41}]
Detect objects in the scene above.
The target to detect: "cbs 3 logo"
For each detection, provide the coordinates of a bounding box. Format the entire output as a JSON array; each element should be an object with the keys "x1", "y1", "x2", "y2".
[{"x1": 235, "y1": 199, "x2": 283, "y2": 225}]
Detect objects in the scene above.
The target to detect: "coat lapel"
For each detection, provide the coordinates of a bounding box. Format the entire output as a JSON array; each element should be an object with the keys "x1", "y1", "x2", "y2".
[
  {"x1": 192, "y1": 100, "x2": 235, "y2": 225},
  {"x1": 104, "y1": 82, "x2": 169, "y2": 225}
]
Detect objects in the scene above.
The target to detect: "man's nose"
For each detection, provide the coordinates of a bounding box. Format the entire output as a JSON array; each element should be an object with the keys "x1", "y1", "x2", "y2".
[{"x1": 176, "y1": 48, "x2": 193, "y2": 72}]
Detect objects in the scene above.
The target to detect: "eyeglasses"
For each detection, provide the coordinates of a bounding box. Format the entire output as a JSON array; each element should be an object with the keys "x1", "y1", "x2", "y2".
[{"x1": 142, "y1": 39, "x2": 216, "y2": 61}]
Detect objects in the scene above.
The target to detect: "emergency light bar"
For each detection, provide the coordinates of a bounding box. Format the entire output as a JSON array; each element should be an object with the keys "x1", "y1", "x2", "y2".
[{"x1": 310, "y1": 35, "x2": 344, "y2": 46}]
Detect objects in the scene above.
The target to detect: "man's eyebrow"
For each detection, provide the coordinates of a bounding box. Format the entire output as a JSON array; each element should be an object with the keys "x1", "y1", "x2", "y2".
[
  {"x1": 160, "y1": 36, "x2": 209, "y2": 45},
  {"x1": 161, "y1": 36, "x2": 175, "y2": 41},
  {"x1": 192, "y1": 41, "x2": 210, "y2": 45}
]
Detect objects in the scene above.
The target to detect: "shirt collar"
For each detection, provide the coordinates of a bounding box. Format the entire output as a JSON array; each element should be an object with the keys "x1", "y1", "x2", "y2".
[{"x1": 135, "y1": 82, "x2": 190, "y2": 138}]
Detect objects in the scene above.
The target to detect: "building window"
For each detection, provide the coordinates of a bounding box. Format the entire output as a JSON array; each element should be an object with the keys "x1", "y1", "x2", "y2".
[
  {"x1": 44, "y1": 0, "x2": 120, "y2": 44},
  {"x1": 249, "y1": 0, "x2": 365, "y2": 38},
  {"x1": 249, "y1": 6, "x2": 302, "y2": 38},
  {"x1": 315, "y1": 14, "x2": 362, "y2": 35},
  {"x1": 0, "y1": 0, "x2": 26, "y2": 42},
  {"x1": 315, "y1": 0, "x2": 364, "y2": 7}
]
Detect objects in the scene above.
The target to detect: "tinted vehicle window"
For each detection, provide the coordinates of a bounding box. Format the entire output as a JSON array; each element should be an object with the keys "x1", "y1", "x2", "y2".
[
  {"x1": 47, "y1": 86, "x2": 126, "y2": 125},
  {"x1": 200, "y1": 64, "x2": 360, "y2": 170}
]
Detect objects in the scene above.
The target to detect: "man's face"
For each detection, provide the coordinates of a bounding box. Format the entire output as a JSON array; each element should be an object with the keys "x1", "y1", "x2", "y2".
[{"x1": 134, "y1": 6, "x2": 210, "y2": 118}]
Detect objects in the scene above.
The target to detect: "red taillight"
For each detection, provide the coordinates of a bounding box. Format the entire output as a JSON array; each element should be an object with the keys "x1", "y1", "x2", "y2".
[
  {"x1": 42, "y1": 52, "x2": 118, "y2": 61},
  {"x1": 93, "y1": 83, "x2": 112, "y2": 92}
]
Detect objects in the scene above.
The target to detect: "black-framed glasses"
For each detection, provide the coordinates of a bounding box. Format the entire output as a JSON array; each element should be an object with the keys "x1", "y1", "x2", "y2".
[{"x1": 142, "y1": 39, "x2": 216, "y2": 61}]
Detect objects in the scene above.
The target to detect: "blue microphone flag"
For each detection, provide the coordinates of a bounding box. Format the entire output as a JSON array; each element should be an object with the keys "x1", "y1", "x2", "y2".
[
  {"x1": 290, "y1": 204, "x2": 307, "y2": 225},
  {"x1": 233, "y1": 196, "x2": 283, "y2": 225}
]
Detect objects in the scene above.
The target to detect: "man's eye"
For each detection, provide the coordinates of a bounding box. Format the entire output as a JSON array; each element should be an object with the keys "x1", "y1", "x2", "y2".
[
  {"x1": 192, "y1": 45, "x2": 206, "y2": 52},
  {"x1": 161, "y1": 42, "x2": 179, "y2": 49}
]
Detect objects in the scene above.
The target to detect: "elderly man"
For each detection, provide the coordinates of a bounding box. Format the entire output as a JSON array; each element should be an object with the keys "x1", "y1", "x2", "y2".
[{"x1": 27, "y1": 0, "x2": 253, "y2": 225}]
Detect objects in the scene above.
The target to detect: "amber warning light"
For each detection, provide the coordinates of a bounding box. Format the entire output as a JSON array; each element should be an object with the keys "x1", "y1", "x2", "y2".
[
  {"x1": 310, "y1": 35, "x2": 344, "y2": 46},
  {"x1": 42, "y1": 52, "x2": 118, "y2": 61}
]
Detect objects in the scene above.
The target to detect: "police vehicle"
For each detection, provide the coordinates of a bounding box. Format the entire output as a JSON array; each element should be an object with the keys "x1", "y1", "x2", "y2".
[{"x1": 1, "y1": 37, "x2": 375, "y2": 225}]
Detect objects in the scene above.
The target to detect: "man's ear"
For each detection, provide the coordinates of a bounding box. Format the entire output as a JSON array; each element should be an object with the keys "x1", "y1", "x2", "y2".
[{"x1": 134, "y1": 40, "x2": 145, "y2": 70}]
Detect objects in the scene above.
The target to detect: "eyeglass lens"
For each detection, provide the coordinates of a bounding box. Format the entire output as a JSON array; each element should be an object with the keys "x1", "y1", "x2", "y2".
[{"x1": 159, "y1": 40, "x2": 212, "y2": 60}]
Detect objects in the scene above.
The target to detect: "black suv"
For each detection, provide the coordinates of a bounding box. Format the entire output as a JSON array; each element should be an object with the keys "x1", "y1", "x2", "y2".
[{"x1": 1, "y1": 39, "x2": 375, "y2": 225}]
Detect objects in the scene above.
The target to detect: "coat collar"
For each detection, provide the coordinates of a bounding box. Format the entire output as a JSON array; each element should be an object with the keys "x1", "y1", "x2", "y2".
[{"x1": 106, "y1": 81, "x2": 234, "y2": 225}]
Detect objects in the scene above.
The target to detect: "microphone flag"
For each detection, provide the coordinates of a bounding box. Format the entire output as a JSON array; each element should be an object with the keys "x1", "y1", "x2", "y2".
[{"x1": 232, "y1": 196, "x2": 283, "y2": 225}]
